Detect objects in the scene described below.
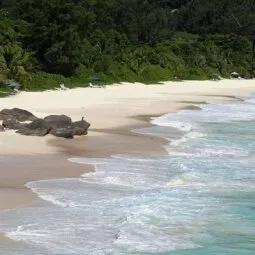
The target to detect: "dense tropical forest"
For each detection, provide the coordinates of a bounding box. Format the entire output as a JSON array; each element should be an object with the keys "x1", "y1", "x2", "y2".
[{"x1": 0, "y1": 0, "x2": 254, "y2": 90}]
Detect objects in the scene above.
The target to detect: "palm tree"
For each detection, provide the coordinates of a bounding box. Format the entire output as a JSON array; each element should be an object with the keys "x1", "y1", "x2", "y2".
[{"x1": 0, "y1": 43, "x2": 32, "y2": 84}]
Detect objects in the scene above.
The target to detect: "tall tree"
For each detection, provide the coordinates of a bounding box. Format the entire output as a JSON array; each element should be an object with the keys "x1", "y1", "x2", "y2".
[{"x1": 9, "y1": 0, "x2": 83, "y2": 75}]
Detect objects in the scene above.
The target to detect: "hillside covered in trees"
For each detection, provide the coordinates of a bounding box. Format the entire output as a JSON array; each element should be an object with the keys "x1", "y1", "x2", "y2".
[{"x1": 0, "y1": 0, "x2": 254, "y2": 90}]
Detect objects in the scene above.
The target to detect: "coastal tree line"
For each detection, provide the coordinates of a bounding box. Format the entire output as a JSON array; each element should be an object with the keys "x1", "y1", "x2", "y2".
[{"x1": 0, "y1": 0, "x2": 254, "y2": 90}]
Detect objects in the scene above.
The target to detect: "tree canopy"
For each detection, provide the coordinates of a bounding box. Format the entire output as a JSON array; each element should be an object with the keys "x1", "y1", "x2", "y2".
[{"x1": 0, "y1": 0, "x2": 254, "y2": 89}]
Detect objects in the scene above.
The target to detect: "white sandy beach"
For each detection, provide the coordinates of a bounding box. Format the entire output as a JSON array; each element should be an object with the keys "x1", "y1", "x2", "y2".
[
  {"x1": 0, "y1": 79, "x2": 254, "y2": 155},
  {"x1": 0, "y1": 79, "x2": 255, "y2": 210}
]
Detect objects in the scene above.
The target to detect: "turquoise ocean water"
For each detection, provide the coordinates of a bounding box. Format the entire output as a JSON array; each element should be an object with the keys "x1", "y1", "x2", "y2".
[{"x1": 0, "y1": 96, "x2": 255, "y2": 254}]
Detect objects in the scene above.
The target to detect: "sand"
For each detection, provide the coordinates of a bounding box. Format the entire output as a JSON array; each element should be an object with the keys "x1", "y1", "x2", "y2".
[{"x1": 0, "y1": 79, "x2": 254, "y2": 212}]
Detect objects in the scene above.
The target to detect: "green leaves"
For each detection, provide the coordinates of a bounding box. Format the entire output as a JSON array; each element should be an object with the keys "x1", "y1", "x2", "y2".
[
  {"x1": 0, "y1": 0, "x2": 254, "y2": 86},
  {"x1": 0, "y1": 44, "x2": 32, "y2": 83},
  {"x1": 0, "y1": 8, "x2": 28, "y2": 44}
]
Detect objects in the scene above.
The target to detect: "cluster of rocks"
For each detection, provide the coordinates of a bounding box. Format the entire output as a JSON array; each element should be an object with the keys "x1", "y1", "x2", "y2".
[{"x1": 0, "y1": 108, "x2": 90, "y2": 139}]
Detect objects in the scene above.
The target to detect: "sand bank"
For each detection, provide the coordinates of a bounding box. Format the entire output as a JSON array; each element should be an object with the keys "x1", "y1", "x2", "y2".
[
  {"x1": 0, "y1": 79, "x2": 254, "y2": 211},
  {"x1": 1, "y1": 79, "x2": 254, "y2": 156}
]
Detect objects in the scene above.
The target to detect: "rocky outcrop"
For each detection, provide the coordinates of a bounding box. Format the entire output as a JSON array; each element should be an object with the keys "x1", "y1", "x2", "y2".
[
  {"x1": 0, "y1": 108, "x2": 37, "y2": 122},
  {"x1": 71, "y1": 118, "x2": 90, "y2": 135},
  {"x1": 44, "y1": 115, "x2": 72, "y2": 127},
  {"x1": 45, "y1": 115, "x2": 90, "y2": 138},
  {"x1": 17, "y1": 119, "x2": 52, "y2": 136},
  {"x1": 0, "y1": 108, "x2": 90, "y2": 139},
  {"x1": 2, "y1": 118, "x2": 24, "y2": 129},
  {"x1": 50, "y1": 127, "x2": 74, "y2": 138}
]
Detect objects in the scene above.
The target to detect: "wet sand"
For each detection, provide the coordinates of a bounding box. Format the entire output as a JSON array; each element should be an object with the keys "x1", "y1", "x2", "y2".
[
  {"x1": 0, "y1": 154, "x2": 93, "y2": 210},
  {"x1": 0, "y1": 80, "x2": 254, "y2": 246},
  {"x1": 0, "y1": 122, "x2": 173, "y2": 211},
  {"x1": 0, "y1": 80, "x2": 255, "y2": 212}
]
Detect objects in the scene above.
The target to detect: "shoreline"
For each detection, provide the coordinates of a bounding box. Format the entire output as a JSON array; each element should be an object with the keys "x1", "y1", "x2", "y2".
[
  {"x1": 0, "y1": 122, "x2": 170, "y2": 212},
  {"x1": 0, "y1": 80, "x2": 255, "y2": 213},
  {"x1": 0, "y1": 153, "x2": 94, "y2": 211}
]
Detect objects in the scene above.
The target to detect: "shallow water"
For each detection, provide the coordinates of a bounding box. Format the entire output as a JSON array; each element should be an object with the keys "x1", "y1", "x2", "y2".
[{"x1": 0, "y1": 96, "x2": 255, "y2": 254}]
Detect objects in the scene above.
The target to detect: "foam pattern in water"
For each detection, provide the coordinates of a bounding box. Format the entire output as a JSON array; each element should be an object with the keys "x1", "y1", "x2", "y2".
[{"x1": 1, "y1": 97, "x2": 255, "y2": 255}]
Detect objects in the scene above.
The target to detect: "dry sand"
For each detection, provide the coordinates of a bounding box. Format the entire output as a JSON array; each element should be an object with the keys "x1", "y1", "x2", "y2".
[{"x1": 0, "y1": 79, "x2": 254, "y2": 211}]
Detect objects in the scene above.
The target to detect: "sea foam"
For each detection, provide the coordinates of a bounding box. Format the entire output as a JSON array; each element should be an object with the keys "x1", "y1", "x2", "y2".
[{"x1": 1, "y1": 96, "x2": 255, "y2": 255}]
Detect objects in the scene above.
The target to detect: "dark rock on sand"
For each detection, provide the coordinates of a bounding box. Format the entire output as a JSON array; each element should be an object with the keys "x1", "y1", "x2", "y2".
[
  {"x1": 17, "y1": 119, "x2": 51, "y2": 136},
  {"x1": 71, "y1": 126, "x2": 87, "y2": 136},
  {"x1": 2, "y1": 118, "x2": 24, "y2": 129},
  {"x1": 49, "y1": 116, "x2": 90, "y2": 137},
  {"x1": 0, "y1": 125, "x2": 4, "y2": 132},
  {"x1": 44, "y1": 115, "x2": 72, "y2": 127},
  {"x1": 71, "y1": 118, "x2": 90, "y2": 135},
  {"x1": 19, "y1": 115, "x2": 90, "y2": 138},
  {"x1": 50, "y1": 127, "x2": 74, "y2": 139},
  {"x1": 0, "y1": 108, "x2": 37, "y2": 122},
  {"x1": 0, "y1": 108, "x2": 90, "y2": 139}
]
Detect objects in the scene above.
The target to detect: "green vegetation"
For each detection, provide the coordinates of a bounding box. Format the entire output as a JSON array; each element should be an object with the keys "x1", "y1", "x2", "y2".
[{"x1": 0, "y1": 0, "x2": 254, "y2": 90}]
